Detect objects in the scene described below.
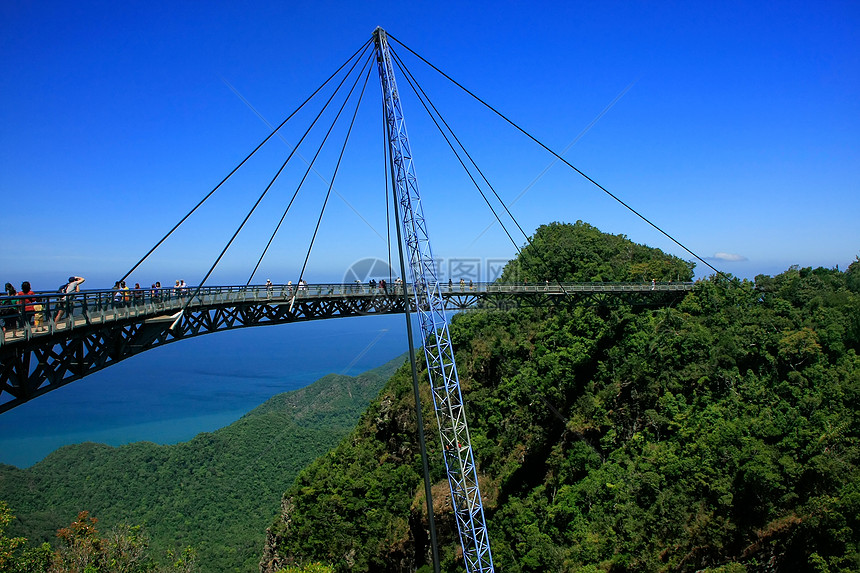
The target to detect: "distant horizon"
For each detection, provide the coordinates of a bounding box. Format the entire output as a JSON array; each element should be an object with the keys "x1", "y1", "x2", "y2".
[{"x1": 4, "y1": 251, "x2": 854, "y2": 294}]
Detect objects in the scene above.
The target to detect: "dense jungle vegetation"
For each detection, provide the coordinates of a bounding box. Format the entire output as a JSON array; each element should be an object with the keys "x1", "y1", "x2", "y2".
[
  {"x1": 264, "y1": 221, "x2": 860, "y2": 572},
  {"x1": 0, "y1": 355, "x2": 405, "y2": 572}
]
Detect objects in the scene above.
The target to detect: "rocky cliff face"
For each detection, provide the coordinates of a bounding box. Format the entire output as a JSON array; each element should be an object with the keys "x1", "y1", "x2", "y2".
[{"x1": 260, "y1": 497, "x2": 295, "y2": 573}]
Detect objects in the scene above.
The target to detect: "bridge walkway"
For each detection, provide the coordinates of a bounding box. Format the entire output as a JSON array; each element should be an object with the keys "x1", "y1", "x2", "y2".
[
  {"x1": 0, "y1": 281, "x2": 692, "y2": 412},
  {"x1": 0, "y1": 281, "x2": 693, "y2": 347}
]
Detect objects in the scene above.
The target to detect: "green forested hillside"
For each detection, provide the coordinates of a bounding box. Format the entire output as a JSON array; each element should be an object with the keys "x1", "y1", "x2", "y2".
[
  {"x1": 500, "y1": 221, "x2": 695, "y2": 283},
  {"x1": 263, "y1": 222, "x2": 860, "y2": 572},
  {"x1": 0, "y1": 354, "x2": 405, "y2": 572}
]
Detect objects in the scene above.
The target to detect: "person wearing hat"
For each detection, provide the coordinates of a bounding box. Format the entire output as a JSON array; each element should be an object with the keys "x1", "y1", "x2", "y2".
[{"x1": 55, "y1": 275, "x2": 85, "y2": 322}]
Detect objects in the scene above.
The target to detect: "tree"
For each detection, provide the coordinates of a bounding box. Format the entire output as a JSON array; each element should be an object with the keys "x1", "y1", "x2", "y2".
[
  {"x1": 846, "y1": 256, "x2": 860, "y2": 293},
  {"x1": 499, "y1": 221, "x2": 694, "y2": 283},
  {"x1": 50, "y1": 510, "x2": 196, "y2": 573},
  {"x1": 53, "y1": 511, "x2": 104, "y2": 572},
  {"x1": 0, "y1": 501, "x2": 52, "y2": 573},
  {"x1": 280, "y1": 564, "x2": 335, "y2": 573}
]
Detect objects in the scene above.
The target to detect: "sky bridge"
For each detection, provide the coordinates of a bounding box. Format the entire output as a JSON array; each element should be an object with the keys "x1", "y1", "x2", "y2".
[{"x1": 0, "y1": 280, "x2": 691, "y2": 413}]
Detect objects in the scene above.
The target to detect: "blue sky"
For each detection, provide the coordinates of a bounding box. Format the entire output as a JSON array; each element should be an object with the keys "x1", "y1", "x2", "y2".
[{"x1": 2, "y1": 0, "x2": 858, "y2": 290}]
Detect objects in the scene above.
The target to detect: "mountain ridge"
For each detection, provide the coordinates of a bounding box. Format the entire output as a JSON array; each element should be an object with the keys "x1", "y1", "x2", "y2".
[{"x1": 0, "y1": 353, "x2": 407, "y2": 572}]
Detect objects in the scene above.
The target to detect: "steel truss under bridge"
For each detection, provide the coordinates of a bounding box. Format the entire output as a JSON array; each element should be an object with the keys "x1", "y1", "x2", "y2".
[{"x1": 375, "y1": 27, "x2": 494, "y2": 573}]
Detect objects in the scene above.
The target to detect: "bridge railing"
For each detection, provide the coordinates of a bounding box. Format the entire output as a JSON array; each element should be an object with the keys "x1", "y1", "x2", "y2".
[
  {"x1": 0, "y1": 281, "x2": 693, "y2": 345},
  {"x1": 447, "y1": 281, "x2": 694, "y2": 293}
]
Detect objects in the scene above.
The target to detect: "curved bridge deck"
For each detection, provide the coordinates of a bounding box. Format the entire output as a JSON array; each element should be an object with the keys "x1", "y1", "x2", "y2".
[{"x1": 0, "y1": 281, "x2": 692, "y2": 412}]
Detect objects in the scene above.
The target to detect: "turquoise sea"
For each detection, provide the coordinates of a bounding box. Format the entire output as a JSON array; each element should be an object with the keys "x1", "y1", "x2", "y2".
[{"x1": 0, "y1": 314, "x2": 409, "y2": 468}]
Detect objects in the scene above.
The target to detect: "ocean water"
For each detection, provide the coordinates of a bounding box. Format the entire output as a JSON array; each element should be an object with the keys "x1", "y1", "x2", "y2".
[{"x1": 0, "y1": 314, "x2": 409, "y2": 468}]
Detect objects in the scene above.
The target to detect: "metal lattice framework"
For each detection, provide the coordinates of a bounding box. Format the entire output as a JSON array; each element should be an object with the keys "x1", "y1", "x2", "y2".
[{"x1": 374, "y1": 27, "x2": 495, "y2": 573}]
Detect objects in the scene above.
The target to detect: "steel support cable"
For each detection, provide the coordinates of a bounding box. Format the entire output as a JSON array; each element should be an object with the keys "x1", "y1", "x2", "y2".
[
  {"x1": 387, "y1": 33, "x2": 725, "y2": 278},
  {"x1": 386, "y1": 160, "x2": 393, "y2": 283},
  {"x1": 391, "y1": 49, "x2": 532, "y2": 249},
  {"x1": 391, "y1": 50, "x2": 525, "y2": 252},
  {"x1": 391, "y1": 56, "x2": 566, "y2": 295},
  {"x1": 294, "y1": 57, "x2": 375, "y2": 290},
  {"x1": 246, "y1": 50, "x2": 377, "y2": 285},
  {"x1": 118, "y1": 38, "x2": 373, "y2": 285},
  {"x1": 223, "y1": 78, "x2": 385, "y2": 243},
  {"x1": 467, "y1": 79, "x2": 638, "y2": 249},
  {"x1": 391, "y1": 50, "x2": 568, "y2": 293},
  {"x1": 171, "y1": 50, "x2": 376, "y2": 326},
  {"x1": 389, "y1": 54, "x2": 522, "y2": 259},
  {"x1": 175, "y1": 114, "x2": 335, "y2": 324}
]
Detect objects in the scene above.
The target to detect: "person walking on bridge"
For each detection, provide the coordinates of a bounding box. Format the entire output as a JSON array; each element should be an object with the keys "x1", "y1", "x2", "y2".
[
  {"x1": 55, "y1": 276, "x2": 85, "y2": 321},
  {"x1": 112, "y1": 282, "x2": 122, "y2": 308},
  {"x1": 1, "y1": 282, "x2": 18, "y2": 333},
  {"x1": 121, "y1": 281, "x2": 130, "y2": 305},
  {"x1": 16, "y1": 281, "x2": 36, "y2": 328}
]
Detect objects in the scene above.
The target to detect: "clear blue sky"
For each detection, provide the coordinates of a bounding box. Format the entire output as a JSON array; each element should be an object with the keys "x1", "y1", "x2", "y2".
[{"x1": 2, "y1": 0, "x2": 858, "y2": 289}]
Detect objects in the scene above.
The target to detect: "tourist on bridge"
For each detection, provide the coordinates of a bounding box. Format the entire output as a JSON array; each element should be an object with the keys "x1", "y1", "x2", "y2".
[
  {"x1": 16, "y1": 281, "x2": 37, "y2": 328},
  {"x1": 1, "y1": 282, "x2": 19, "y2": 333},
  {"x1": 112, "y1": 282, "x2": 122, "y2": 308},
  {"x1": 133, "y1": 283, "x2": 144, "y2": 304},
  {"x1": 121, "y1": 281, "x2": 131, "y2": 305},
  {"x1": 55, "y1": 276, "x2": 85, "y2": 322}
]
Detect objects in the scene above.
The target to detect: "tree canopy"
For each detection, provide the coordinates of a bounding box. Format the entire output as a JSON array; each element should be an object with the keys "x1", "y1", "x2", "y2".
[
  {"x1": 264, "y1": 224, "x2": 858, "y2": 572},
  {"x1": 500, "y1": 221, "x2": 695, "y2": 283}
]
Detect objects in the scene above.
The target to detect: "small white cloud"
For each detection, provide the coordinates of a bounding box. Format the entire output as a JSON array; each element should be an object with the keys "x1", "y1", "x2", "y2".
[{"x1": 711, "y1": 252, "x2": 748, "y2": 262}]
